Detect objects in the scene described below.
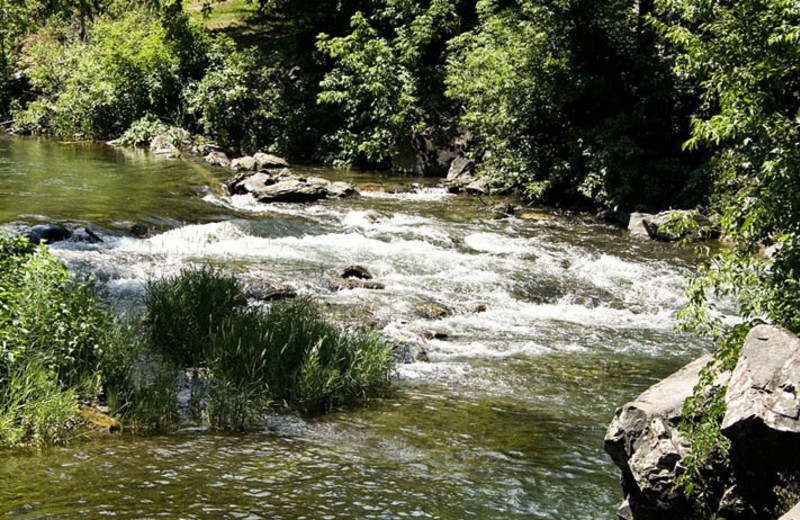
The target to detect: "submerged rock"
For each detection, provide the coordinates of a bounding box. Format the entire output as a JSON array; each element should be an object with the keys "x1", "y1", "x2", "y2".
[
  {"x1": 413, "y1": 304, "x2": 451, "y2": 320},
  {"x1": 338, "y1": 279, "x2": 386, "y2": 291},
  {"x1": 341, "y1": 265, "x2": 373, "y2": 280},
  {"x1": 392, "y1": 341, "x2": 429, "y2": 363},
  {"x1": 25, "y1": 224, "x2": 72, "y2": 244}
]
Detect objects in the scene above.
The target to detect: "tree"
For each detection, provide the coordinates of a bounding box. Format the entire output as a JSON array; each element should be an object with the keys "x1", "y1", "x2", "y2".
[{"x1": 654, "y1": 0, "x2": 800, "y2": 513}]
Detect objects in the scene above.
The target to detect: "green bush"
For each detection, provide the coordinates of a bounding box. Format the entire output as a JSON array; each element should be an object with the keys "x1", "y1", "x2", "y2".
[
  {"x1": 184, "y1": 38, "x2": 283, "y2": 154},
  {"x1": 0, "y1": 233, "x2": 111, "y2": 447},
  {"x1": 13, "y1": 10, "x2": 210, "y2": 139},
  {"x1": 143, "y1": 267, "x2": 395, "y2": 426}
]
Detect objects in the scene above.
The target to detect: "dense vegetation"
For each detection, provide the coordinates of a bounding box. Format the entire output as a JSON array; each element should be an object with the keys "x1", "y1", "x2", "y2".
[{"x1": 0, "y1": 236, "x2": 394, "y2": 447}]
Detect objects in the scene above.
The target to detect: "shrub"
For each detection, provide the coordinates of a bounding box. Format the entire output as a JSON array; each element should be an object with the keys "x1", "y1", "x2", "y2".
[
  {"x1": 184, "y1": 38, "x2": 283, "y2": 154},
  {"x1": 0, "y1": 233, "x2": 111, "y2": 447},
  {"x1": 12, "y1": 10, "x2": 211, "y2": 139},
  {"x1": 143, "y1": 267, "x2": 395, "y2": 425}
]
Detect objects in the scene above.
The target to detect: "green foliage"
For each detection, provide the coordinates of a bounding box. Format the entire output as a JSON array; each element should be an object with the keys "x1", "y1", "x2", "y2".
[
  {"x1": 144, "y1": 265, "x2": 245, "y2": 366},
  {"x1": 446, "y1": 0, "x2": 703, "y2": 209},
  {"x1": 117, "y1": 114, "x2": 190, "y2": 147},
  {"x1": 317, "y1": 0, "x2": 461, "y2": 167},
  {"x1": 184, "y1": 38, "x2": 283, "y2": 153},
  {"x1": 13, "y1": 9, "x2": 211, "y2": 138},
  {"x1": 144, "y1": 267, "x2": 394, "y2": 427},
  {"x1": 655, "y1": 0, "x2": 800, "y2": 514},
  {"x1": 0, "y1": 233, "x2": 112, "y2": 447},
  {"x1": 0, "y1": 358, "x2": 80, "y2": 449}
]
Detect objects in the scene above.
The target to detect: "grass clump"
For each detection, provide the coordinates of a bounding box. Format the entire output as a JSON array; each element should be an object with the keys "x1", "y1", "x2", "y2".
[{"x1": 143, "y1": 267, "x2": 395, "y2": 429}]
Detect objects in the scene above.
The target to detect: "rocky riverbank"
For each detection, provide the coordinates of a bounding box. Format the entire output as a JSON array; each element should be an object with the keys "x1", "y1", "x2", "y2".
[{"x1": 606, "y1": 325, "x2": 800, "y2": 520}]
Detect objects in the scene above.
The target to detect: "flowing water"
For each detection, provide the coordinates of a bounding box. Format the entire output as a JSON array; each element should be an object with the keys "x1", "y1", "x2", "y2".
[{"x1": 0, "y1": 135, "x2": 709, "y2": 519}]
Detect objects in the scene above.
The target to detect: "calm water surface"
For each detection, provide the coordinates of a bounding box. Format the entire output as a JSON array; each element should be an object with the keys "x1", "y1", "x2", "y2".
[{"x1": 0, "y1": 136, "x2": 708, "y2": 519}]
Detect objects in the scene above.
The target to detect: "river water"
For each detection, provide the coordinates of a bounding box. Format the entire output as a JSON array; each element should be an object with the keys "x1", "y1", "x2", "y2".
[{"x1": 0, "y1": 136, "x2": 709, "y2": 519}]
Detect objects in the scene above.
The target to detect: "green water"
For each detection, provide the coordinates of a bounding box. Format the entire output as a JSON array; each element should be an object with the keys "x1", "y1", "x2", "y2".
[{"x1": 0, "y1": 136, "x2": 708, "y2": 519}]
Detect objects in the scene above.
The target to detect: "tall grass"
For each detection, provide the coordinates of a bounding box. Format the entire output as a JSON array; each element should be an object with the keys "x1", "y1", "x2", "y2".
[
  {"x1": 144, "y1": 267, "x2": 395, "y2": 428},
  {"x1": 144, "y1": 266, "x2": 245, "y2": 366}
]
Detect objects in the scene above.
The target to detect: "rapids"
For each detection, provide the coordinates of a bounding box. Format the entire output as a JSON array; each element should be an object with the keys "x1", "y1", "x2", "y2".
[{"x1": 0, "y1": 136, "x2": 708, "y2": 519}]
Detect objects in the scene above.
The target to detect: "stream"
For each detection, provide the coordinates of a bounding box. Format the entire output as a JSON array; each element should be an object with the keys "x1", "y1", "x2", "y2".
[{"x1": 0, "y1": 135, "x2": 709, "y2": 519}]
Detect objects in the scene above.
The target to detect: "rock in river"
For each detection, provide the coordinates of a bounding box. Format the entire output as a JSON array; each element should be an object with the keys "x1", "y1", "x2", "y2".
[{"x1": 25, "y1": 224, "x2": 72, "y2": 244}]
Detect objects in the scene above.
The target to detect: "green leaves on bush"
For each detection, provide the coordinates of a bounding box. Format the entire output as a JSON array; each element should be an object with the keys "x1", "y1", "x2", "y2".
[{"x1": 0, "y1": 233, "x2": 111, "y2": 447}]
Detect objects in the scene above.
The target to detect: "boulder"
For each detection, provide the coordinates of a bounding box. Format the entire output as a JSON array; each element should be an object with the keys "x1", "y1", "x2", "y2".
[
  {"x1": 341, "y1": 265, "x2": 373, "y2": 280},
  {"x1": 253, "y1": 152, "x2": 289, "y2": 170},
  {"x1": 231, "y1": 156, "x2": 257, "y2": 172},
  {"x1": 253, "y1": 179, "x2": 328, "y2": 203},
  {"x1": 605, "y1": 354, "x2": 717, "y2": 520},
  {"x1": 338, "y1": 279, "x2": 386, "y2": 291},
  {"x1": 150, "y1": 135, "x2": 180, "y2": 158},
  {"x1": 629, "y1": 210, "x2": 719, "y2": 241},
  {"x1": 721, "y1": 325, "x2": 800, "y2": 518},
  {"x1": 392, "y1": 341, "x2": 429, "y2": 364},
  {"x1": 391, "y1": 131, "x2": 458, "y2": 175},
  {"x1": 465, "y1": 179, "x2": 489, "y2": 196},
  {"x1": 627, "y1": 212, "x2": 655, "y2": 238},
  {"x1": 25, "y1": 224, "x2": 72, "y2": 244},
  {"x1": 227, "y1": 172, "x2": 358, "y2": 203},
  {"x1": 245, "y1": 283, "x2": 297, "y2": 302},
  {"x1": 204, "y1": 151, "x2": 230, "y2": 168},
  {"x1": 447, "y1": 155, "x2": 476, "y2": 181},
  {"x1": 413, "y1": 304, "x2": 451, "y2": 320},
  {"x1": 328, "y1": 181, "x2": 357, "y2": 198}
]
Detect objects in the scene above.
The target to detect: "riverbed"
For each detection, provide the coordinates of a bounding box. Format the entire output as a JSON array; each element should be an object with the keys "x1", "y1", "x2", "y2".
[{"x1": 0, "y1": 136, "x2": 708, "y2": 519}]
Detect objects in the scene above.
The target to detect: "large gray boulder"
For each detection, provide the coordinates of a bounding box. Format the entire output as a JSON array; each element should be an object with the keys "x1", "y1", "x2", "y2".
[
  {"x1": 231, "y1": 156, "x2": 256, "y2": 172},
  {"x1": 204, "y1": 151, "x2": 230, "y2": 168},
  {"x1": 253, "y1": 152, "x2": 289, "y2": 170},
  {"x1": 721, "y1": 325, "x2": 800, "y2": 519},
  {"x1": 628, "y1": 210, "x2": 718, "y2": 241},
  {"x1": 446, "y1": 155, "x2": 476, "y2": 181},
  {"x1": 605, "y1": 354, "x2": 718, "y2": 520},
  {"x1": 252, "y1": 179, "x2": 328, "y2": 203}
]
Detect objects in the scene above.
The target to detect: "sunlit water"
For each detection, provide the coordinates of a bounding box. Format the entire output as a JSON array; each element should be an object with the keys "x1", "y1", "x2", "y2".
[{"x1": 0, "y1": 136, "x2": 709, "y2": 519}]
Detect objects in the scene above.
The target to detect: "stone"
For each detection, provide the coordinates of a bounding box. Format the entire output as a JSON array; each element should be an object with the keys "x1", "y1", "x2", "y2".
[
  {"x1": 605, "y1": 354, "x2": 719, "y2": 520},
  {"x1": 446, "y1": 155, "x2": 476, "y2": 181},
  {"x1": 245, "y1": 283, "x2": 297, "y2": 302},
  {"x1": 204, "y1": 151, "x2": 230, "y2": 168},
  {"x1": 392, "y1": 341, "x2": 429, "y2": 363},
  {"x1": 721, "y1": 325, "x2": 800, "y2": 518},
  {"x1": 253, "y1": 179, "x2": 328, "y2": 203},
  {"x1": 25, "y1": 224, "x2": 72, "y2": 244},
  {"x1": 231, "y1": 156, "x2": 256, "y2": 172},
  {"x1": 413, "y1": 304, "x2": 450, "y2": 320},
  {"x1": 629, "y1": 210, "x2": 719, "y2": 241},
  {"x1": 465, "y1": 179, "x2": 489, "y2": 196},
  {"x1": 627, "y1": 212, "x2": 655, "y2": 238},
  {"x1": 341, "y1": 265, "x2": 373, "y2": 280},
  {"x1": 338, "y1": 279, "x2": 386, "y2": 291},
  {"x1": 421, "y1": 329, "x2": 449, "y2": 340},
  {"x1": 253, "y1": 152, "x2": 289, "y2": 170},
  {"x1": 129, "y1": 223, "x2": 149, "y2": 238},
  {"x1": 149, "y1": 135, "x2": 180, "y2": 157},
  {"x1": 237, "y1": 172, "x2": 275, "y2": 195},
  {"x1": 328, "y1": 181, "x2": 357, "y2": 198},
  {"x1": 490, "y1": 202, "x2": 516, "y2": 218}
]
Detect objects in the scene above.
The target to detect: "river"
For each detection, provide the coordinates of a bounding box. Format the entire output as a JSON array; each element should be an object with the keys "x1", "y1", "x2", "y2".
[{"x1": 0, "y1": 135, "x2": 708, "y2": 519}]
